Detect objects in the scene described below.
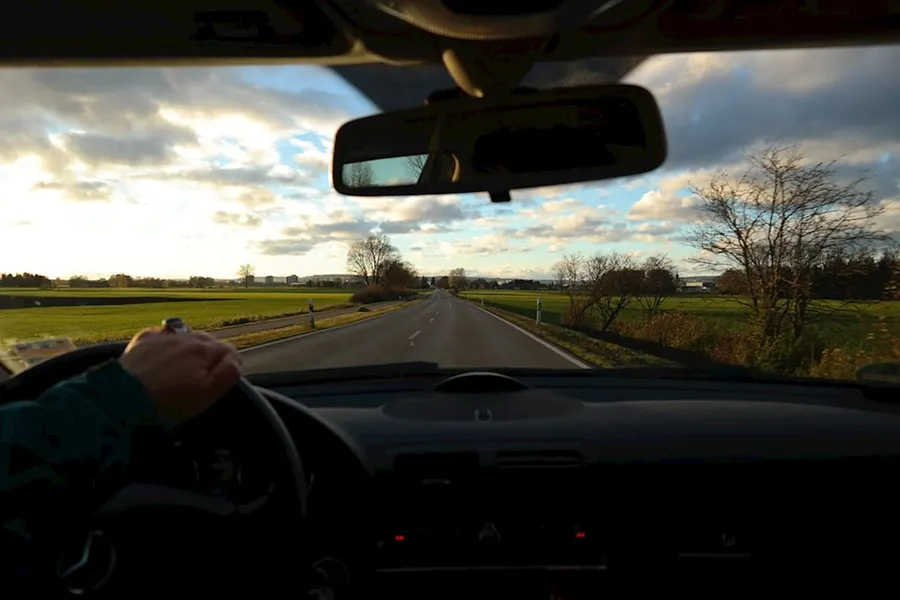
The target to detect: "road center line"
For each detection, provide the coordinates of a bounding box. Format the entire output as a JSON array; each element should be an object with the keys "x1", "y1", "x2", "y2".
[
  {"x1": 429, "y1": 318, "x2": 434, "y2": 323},
  {"x1": 409, "y1": 330, "x2": 421, "y2": 341}
]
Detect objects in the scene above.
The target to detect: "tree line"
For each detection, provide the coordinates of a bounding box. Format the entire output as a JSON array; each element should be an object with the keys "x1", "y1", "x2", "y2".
[
  {"x1": 715, "y1": 249, "x2": 899, "y2": 301},
  {"x1": 0, "y1": 273, "x2": 220, "y2": 289}
]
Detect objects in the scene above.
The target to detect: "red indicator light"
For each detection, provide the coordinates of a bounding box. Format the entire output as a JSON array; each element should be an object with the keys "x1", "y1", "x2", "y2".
[
  {"x1": 393, "y1": 535, "x2": 405, "y2": 542},
  {"x1": 575, "y1": 531, "x2": 586, "y2": 539}
]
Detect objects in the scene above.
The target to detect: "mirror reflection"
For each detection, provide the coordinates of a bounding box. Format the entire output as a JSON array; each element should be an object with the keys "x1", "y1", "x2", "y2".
[{"x1": 341, "y1": 152, "x2": 458, "y2": 188}]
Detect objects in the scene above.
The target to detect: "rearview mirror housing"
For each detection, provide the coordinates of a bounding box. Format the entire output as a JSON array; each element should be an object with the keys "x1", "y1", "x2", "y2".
[{"x1": 331, "y1": 84, "x2": 667, "y2": 197}]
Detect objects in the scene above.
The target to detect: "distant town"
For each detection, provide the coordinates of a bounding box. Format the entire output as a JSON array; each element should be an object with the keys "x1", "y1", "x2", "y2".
[{"x1": 178, "y1": 273, "x2": 720, "y2": 293}]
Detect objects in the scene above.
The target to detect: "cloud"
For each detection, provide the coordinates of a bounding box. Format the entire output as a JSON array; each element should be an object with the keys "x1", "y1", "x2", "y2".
[
  {"x1": 5, "y1": 45, "x2": 900, "y2": 279},
  {"x1": 0, "y1": 67, "x2": 354, "y2": 181},
  {"x1": 32, "y1": 179, "x2": 114, "y2": 202},
  {"x1": 628, "y1": 47, "x2": 900, "y2": 178},
  {"x1": 212, "y1": 211, "x2": 262, "y2": 228}
]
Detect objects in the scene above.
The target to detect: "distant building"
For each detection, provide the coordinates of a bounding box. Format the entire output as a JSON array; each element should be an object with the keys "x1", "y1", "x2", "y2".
[
  {"x1": 286, "y1": 274, "x2": 299, "y2": 285},
  {"x1": 498, "y1": 279, "x2": 545, "y2": 290},
  {"x1": 264, "y1": 276, "x2": 274, "y2": 285},
  {"x1": 680, "y1": 280, "x2": 716, "y2": 292}
]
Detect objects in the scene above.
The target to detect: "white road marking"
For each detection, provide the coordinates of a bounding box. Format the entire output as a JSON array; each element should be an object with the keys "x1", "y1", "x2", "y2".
[
  {"x1": 408, "y1": 330, "x2": 421, "y2": 346},
  {"x1": 471, "y1": 304, "x2": 592, "y2": 369},
  {"x1": 436, "y1": 310, "x2": 440, "y2": 315},
  {"x1": 429, "y1": 318, "x2": 434, "y2": 323}
]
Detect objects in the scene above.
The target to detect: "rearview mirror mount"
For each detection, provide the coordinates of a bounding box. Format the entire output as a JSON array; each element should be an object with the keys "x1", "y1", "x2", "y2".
[{"x1": 332, "y1": 84, "x2": 667, "y2": 197}]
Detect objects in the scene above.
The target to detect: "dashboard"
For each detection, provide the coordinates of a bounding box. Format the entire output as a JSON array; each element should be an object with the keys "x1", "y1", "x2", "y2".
[
  {"x1": 252, "y1": 369, "x2": 900, "y2": 595},
  {"x1": 86, "y1": 368, "x2": 900, "y2": 597}
]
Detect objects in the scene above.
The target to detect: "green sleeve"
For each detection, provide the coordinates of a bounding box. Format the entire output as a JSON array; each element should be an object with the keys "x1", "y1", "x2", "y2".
[{"x1": 1, "y1": 361, "x2": 166, "y2": 577}]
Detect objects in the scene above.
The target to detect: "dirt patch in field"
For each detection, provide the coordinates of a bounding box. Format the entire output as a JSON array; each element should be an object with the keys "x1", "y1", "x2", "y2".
[{"x1": 0, "y1": 295, "x2": 225, "y2": 310}]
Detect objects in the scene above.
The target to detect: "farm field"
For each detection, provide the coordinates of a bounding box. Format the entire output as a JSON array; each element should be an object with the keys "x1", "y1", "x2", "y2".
[
  {"x1": 0, "y1": 287, "x2": 356, "y2": 345},
  {"x1": 461, "y1": 289, "x2": 900, "y2": 352}
]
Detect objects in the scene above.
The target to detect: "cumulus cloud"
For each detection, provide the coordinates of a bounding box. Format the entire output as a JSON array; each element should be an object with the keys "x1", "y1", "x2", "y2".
[
  {"x1": 4, "y1": 45, "x2": 900, "y2": 278},
  {"x1": 615, "y1": 46, "x2": 900, "y2": 256},
  {"x1": 628, "y1": 47, "x2": 900, "y2": 175}
]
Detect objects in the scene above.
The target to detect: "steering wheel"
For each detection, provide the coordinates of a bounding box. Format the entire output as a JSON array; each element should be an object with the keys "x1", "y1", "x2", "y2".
[{"x1": 0, "y1": 325, "x2": 310, "y2": 596}]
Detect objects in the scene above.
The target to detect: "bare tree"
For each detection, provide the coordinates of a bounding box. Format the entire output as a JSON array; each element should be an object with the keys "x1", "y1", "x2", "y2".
[
  {"x1": 237, "y1": 264, "x2": 255, "y2": 288},
  {"x1": 346, "y1": 232, "x2": 399, "y2": 286},
  {"x1": 560, "y1": 253, "x2": 590, "y2": 326},
  {"x1": 344, "y1": 161, "x2": 374, "y2": 188},
  {"x1": 637, "y1": 254, "x2": 678, "y2": 318},
  {"x1": 552, "y1": 259, "x2": 566, "y2": 291},
  {"x1": 404, "y1": 154, "x2": 429, "y2": 182},
  {"x1": 687, "y1": 142, "x2": 886, "y2": 346},
  {"x1": 584, "y1": 252, "x2": 641, "y2": 332},
  {"x1": 559, "y1": 252, "x2": 641, "y2": 331},
  {"x1": 448, "y1": 267, "x2": 468, "y2": 290}
]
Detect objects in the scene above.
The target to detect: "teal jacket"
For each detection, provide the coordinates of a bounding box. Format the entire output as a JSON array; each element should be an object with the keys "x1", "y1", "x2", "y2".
[{"x1": 1, "y1": 361, "x2": 165, "y2": 579}]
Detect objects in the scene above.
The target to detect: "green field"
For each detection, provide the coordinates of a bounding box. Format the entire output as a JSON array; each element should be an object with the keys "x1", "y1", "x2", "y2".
[
  {"x1": 0, "y1": 288, "x2": 355, "y2": 345},
  {"x1": 461, "y1": 290, "x2": 900, "y2": 352}
]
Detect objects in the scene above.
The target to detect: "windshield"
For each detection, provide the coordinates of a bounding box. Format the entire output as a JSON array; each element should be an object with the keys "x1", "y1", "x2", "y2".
[{"x1": 1, "y1": 47, "x2": 899, "y2": 380}]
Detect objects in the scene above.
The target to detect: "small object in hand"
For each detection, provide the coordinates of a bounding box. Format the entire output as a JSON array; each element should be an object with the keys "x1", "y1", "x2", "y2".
[{"x1": 162, "y1": 317, "x2": 189, "y2": 333}]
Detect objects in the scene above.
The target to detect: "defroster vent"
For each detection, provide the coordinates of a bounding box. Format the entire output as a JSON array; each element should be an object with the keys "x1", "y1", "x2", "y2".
[{"x1": 496, "y1": 449, "x2": 583, "y2": 468}]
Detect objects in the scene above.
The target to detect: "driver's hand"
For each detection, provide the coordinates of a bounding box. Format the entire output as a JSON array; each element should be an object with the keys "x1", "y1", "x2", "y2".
[{"x1": 119, "y1": 328, "x2": 242, "y2": 425}]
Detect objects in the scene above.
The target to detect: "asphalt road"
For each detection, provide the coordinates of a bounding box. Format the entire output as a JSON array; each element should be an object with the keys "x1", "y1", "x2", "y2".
[{"x1": 240, "y1": 290, "x2": 590, "y2": 374}]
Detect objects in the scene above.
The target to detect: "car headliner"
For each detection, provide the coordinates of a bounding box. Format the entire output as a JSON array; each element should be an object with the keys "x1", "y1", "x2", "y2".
[
  {"x1": 0, "y1": 1, "x2": 898, "y2": 112},
  {"x1": 330, "y1": 57, "x2": 647, "y2": 112}
]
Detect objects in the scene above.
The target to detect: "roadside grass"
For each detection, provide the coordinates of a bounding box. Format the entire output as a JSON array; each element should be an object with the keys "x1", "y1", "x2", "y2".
[
  {"x1": 473, "y1": 303, "x2": 671, "y2": 368},
  {"x1": 462, "y1": 290, "x2": 900, "y2": 353},
  {"x1": 462, "y1": 290, "x2": 900, "y2": 378},
  {"x1": 0, "y1": 288, "x2": 357, "y2": 344},
  {"x1": 225, "y1": 302, "x2": 413, "y2": 349}
]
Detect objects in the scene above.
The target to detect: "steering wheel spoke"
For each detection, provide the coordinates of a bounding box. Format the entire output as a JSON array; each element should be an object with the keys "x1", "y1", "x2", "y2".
[{"x1": 97, "y1": 482, "x2": 238, "y2": 517}]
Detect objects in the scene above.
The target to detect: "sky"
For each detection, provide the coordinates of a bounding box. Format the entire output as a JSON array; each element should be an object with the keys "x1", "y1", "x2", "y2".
[{"x1": 2, "y1": 45, "x2": 900, "y2": 281}]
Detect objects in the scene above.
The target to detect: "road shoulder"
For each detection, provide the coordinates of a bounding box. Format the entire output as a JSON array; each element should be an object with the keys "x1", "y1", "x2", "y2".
[{"x1": 462, "y1": 299, "x2": 668, "y2": 368}]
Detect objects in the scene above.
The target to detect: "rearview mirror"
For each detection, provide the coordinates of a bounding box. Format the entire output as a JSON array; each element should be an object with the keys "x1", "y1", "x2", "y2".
[{"x1": 332, "y1": 84, "x2": 666, "y2": 197}]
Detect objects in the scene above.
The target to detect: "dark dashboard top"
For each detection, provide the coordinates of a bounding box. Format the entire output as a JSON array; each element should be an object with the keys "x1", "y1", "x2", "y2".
[{"x1": 257, "y1": 368, "x2": 900, "y2": 471}]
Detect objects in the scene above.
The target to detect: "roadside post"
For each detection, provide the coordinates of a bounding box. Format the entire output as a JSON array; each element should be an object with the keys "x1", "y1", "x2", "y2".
[{"x1": 536, "y1": 297, "x2": 542, "y2": 324}]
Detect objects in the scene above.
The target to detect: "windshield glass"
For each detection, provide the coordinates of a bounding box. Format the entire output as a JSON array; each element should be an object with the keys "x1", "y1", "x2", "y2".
[{"x1": 1, "y1": 47, "x2": 898, "y2": 379}]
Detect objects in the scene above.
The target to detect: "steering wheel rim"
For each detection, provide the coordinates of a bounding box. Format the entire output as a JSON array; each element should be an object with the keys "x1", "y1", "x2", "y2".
[
  {"x1": 0, "y1": 341, "x2": 308, "y2": 520},
  {"x1": 235, "y1": 376, "x2": 308, "y2": 518}
]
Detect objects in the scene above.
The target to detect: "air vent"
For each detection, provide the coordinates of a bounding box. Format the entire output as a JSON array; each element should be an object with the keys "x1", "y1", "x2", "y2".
[
  {"x1": 393, "y1": 452, "x2": 480, "y2": 479},
  {"x1": 496, "y1": 450, "x2": 583, "y2": 468}
]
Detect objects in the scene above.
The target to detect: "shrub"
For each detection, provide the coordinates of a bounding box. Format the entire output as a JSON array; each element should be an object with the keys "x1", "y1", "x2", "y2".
[{"x1": 350, "y1": 284, "x2": 410, "y2": 304}]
